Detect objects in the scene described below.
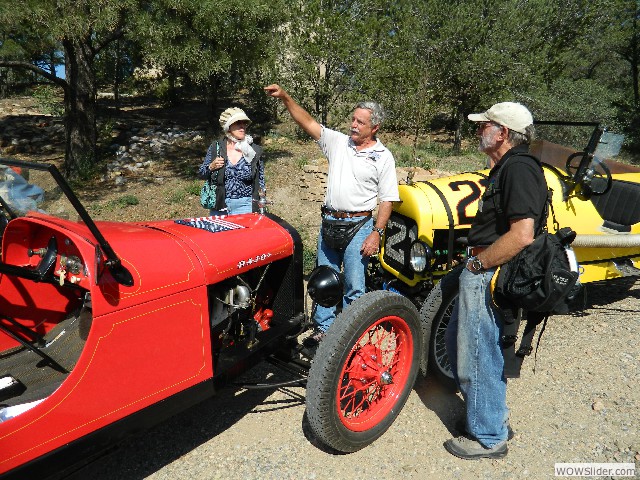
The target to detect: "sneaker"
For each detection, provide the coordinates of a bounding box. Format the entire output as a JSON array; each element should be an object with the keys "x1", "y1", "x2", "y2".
[
  {"x1": 300, "y1": 328, "x2": 326, "y2": 359},
  {"x1": 303, "y1": 328, "x2": 326, "y2": 347},
  {"x1": 454, "y1": 420, "x2": 514, "y2": 441},
  {"x1": 444, "y1": 435, "x2": 508, "y2": 460}
]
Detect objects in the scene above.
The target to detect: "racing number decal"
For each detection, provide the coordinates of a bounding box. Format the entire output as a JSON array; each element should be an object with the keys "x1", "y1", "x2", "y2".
[
  {"x1": 448, "y1": 179, "x2": 488, "y2": 225},
  {"x1": 384, "y1": 218, "x2": 408, "y2": 265}
]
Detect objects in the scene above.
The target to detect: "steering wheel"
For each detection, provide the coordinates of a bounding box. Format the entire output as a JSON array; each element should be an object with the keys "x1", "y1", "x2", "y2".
[
  {"x1": 36, "y1": 236, "x2": 58, "y2": 280},
  {"x1": 565, "y1": 152, "x2": 612, "y2": 198}
]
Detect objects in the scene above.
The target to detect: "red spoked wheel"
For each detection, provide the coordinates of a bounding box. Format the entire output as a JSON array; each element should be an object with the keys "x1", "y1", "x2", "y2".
[
  {"x1": 306, "y1": 291, "x2": 421, "y2": 453},
  {"x1": 336, "y1": 315, "x2": 413, "y2": 431}
]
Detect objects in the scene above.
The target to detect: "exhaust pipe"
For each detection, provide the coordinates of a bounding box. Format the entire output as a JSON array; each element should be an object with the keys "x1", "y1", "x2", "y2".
[{"x1": 572, "y1": 234, "x2": 640, "y2": 248}]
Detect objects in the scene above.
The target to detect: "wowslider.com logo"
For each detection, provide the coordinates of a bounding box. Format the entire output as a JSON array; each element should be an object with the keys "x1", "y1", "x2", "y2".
[{"x1": 555, "y1": 463, "x2": 635, "y2": 477}]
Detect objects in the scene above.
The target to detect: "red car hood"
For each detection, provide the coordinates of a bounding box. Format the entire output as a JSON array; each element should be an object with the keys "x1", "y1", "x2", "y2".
[
  {"x1": 17, "y1": 212, "x2": 295, "y2": 314},
  {"x1": 136, "y1": 213, "x2": 296, "y2": 282}
]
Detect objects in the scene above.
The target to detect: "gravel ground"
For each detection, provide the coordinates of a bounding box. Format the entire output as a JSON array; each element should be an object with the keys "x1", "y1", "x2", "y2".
[{"x1": 67, "y1": 278, "x2": 640, "y2": 480}]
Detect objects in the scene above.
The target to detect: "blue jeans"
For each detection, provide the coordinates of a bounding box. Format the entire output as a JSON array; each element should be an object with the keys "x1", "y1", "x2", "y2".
[
  {"x1": 314, "y1": 215, "x2": 373, "y2": 332},
  {"x1": 222, "y1": 197, "x2": 252, "y2": 215},
  {"x1": 445, "y1": 264, "x2": 509, "y2": 448}
]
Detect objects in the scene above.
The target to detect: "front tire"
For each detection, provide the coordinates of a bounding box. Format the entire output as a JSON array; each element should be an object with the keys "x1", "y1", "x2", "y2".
[{"x1": 306, "y1": 291, "x2": 421, "y2": 453}]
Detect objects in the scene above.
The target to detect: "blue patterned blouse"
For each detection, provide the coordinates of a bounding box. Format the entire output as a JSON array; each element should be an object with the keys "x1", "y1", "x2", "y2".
[{"x1": 225, "y1": 157, "x2": 265, "y2": 199}]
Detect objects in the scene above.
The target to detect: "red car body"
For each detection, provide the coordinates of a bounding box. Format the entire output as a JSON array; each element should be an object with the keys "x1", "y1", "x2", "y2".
[{"x1": 0, "y1": 163, "x2": 305, "y2": 478}]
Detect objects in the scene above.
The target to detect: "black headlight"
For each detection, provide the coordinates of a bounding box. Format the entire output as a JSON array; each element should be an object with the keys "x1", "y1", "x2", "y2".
[{"x1": 307, "y1": 265, "x2": 344, "y2": 307}]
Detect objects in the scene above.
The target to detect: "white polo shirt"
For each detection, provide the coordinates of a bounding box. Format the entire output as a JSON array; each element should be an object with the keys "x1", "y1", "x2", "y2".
[{"x1": 318, "y1": 127, "x2": 400, "y2": 212}]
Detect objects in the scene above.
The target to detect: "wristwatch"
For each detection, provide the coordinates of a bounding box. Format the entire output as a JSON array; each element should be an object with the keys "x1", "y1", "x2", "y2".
[
  {"x1": 373, "y1": 226, "x2": 385, "y2": 238},
  {"x1": 470, "y1": 256, "x2": 485, "y2": 272}
]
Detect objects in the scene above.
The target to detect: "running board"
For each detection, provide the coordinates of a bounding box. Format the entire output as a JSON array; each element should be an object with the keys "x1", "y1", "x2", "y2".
[{"x1": 612, "y1": 258, "x2": 640, "y2": 277}]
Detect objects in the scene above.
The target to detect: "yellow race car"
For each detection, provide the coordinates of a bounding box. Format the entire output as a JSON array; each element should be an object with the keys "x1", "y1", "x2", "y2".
[{"x1": 369, "y1": 123, "x2": 640, "y2": 386}]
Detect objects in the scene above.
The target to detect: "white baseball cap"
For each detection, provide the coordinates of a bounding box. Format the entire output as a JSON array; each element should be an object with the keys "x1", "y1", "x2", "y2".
[{"x1": 468, "y1": 102, "x2": 533, "y2": 134}]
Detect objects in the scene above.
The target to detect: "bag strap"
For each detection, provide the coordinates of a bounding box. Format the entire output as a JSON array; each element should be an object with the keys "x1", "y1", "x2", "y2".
[
  {"x1": 209, "y1": 141, "x2": 221, "y2": 185},
  {"x1": 514, "y1": 313, "x2": 549, "y2": 374},
  {"x1": 491, "y1": 152, "x2": 553, "y2": 236}
]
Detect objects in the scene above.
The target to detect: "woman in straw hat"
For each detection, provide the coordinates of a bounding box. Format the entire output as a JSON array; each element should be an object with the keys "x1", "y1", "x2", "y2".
[{"x1": 198, "y1": 107, "x2": 265, "y2": 215}]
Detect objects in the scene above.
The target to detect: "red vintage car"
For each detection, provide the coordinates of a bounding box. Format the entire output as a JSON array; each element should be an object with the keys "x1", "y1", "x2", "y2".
[{"x1": 0, "y1": 159, "x2": 420, "y2": 478}]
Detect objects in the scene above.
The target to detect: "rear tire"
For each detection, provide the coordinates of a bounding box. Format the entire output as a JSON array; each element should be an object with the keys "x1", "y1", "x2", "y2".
[{"x1": 306, "y1": 291, "x2": 421, "y2": 452}]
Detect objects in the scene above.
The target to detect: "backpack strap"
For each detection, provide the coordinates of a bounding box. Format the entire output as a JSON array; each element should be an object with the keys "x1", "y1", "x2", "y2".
[
  {"x1": 493, "y1": 153, "x2": 552, "y2": 377},
  {"x1": 501, "y1": 308, "x2": 524, "y2": 378},
  {"x1": 502, "y1": 310, "x2": 549, "y2": 378},
  {"x1": 491, "y1": 152, "x2": 551, "y2": 236}
]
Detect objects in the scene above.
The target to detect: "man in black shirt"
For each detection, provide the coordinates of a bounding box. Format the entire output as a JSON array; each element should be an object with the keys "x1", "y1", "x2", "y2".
[{"x1": 444, "y1": 102, "x2": 547, "y2": 459}]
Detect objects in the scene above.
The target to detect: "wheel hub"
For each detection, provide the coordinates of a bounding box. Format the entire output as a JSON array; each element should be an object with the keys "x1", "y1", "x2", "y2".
[
  {"x1": 351, "y1": 344, "x2": 390, "y2": 386},
  {"x1": 379, "y1": 371, "x2": 393, "y2": 385}
]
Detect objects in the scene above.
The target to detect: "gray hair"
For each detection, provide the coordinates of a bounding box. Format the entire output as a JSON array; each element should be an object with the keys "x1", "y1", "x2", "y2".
[
  {"x1": 355, "y1": 101, "x2": 385, "y2": 126},
  {"x1": 508, "y1": 124, "x2": 535, "y2": 146}
]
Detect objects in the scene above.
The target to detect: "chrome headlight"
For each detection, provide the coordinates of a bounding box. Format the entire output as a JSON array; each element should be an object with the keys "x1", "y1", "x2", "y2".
[{"x1": 409, "y1": 241, "x2": 432, "y2": 273}]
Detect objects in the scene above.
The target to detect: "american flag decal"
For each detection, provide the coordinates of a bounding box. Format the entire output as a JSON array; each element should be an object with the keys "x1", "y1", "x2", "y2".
[{"x1": 175, "y1": 216, "x2": 245, "y2": 233}]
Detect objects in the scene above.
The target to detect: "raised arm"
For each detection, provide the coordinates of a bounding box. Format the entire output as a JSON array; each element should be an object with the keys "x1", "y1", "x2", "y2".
[{"x1": 264, "y1": 84, "x2": 322, "y2": 141}]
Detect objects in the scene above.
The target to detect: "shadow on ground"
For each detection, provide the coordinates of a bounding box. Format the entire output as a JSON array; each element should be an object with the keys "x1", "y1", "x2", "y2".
[{"x1": 65, "y1": 364, "x2": 304, "y2": 480}]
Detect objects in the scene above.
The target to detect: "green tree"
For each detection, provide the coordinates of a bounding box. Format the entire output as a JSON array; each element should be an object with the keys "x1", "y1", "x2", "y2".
[
  {"x1": 276, "y1": 0, "x2": 361, "y2": 127},
  {"x1": 0, "y1": 0, "x2": 285, "y2": 175},
  {"x1": 0, "y1": 1, "x2": 133, "y2": 175}
]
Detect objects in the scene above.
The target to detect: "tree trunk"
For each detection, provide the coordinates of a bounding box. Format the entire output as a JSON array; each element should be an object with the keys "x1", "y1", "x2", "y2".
[
  {"x1": 63, "y1": 38, "x2": 98, "y2": 177},
  {"x1": 113, "y1": 38, "x2": 121, "y2": 112},
  {"x1": 632, "y1": 13, "x2": 639, "y2": 108}
]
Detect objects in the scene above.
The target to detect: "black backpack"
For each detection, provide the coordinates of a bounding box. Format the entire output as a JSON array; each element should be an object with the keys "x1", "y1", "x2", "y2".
[
  {"x1": 492, "y1": 226, "x2": 581, "y2": 314},
  {"x1": 490, "y1": 154, "x2": 582, "y2": 316}
]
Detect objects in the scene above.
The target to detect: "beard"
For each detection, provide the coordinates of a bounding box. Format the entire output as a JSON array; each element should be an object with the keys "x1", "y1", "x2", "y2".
[{"x1": 478, "y1": 127, "x2": 498, "y2": 152}]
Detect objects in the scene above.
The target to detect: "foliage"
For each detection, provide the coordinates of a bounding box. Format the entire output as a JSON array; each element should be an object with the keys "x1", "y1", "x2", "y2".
[
  {"x1": 168, "y1": 183, "x2": 200, "y2": 204},
  {"x1": 31, "y1": 85, "x2": 64, "y2": 115},
  {"x1": 89, "y1": 194, "x2": 140, "y2": 216},
  {"x1": 2, "y1": 0, "x2": 640, "y2": 159},
  {"x1": 303, "y1": 247, "x2": 317, "y2": 276}
]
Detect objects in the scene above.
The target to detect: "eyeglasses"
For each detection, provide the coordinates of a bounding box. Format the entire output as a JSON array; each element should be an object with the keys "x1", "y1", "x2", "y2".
[{"x1": 477, "y1": 121, "x2": 503, "y2": 131}]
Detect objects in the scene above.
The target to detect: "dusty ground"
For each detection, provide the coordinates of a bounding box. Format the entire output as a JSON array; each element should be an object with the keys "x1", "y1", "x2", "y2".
[
  {"x1": 68, "y1": 278, "x2": 639, "y2": 480},
  {"x1": 1, "y1": 97, "x2": 638, "y2": 479}
]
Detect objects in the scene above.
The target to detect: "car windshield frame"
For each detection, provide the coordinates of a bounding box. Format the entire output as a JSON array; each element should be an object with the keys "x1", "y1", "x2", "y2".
[{"x1": 0, "y1": 158, "x2": 133, "y2": 286}]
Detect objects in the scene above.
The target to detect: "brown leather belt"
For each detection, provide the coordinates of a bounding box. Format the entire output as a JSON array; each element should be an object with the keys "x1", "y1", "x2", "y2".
[
  {"x1": 321, "y1": 207, "x2": 372, "y2": 219},
  {"x1": 466, "y1": 245, "x2": 488, "y2": 257}
]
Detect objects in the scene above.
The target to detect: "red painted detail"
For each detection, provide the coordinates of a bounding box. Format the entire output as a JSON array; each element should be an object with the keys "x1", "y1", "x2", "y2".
[{"x1": 254, "y1": 308, "x2": 274, "y2": 331}]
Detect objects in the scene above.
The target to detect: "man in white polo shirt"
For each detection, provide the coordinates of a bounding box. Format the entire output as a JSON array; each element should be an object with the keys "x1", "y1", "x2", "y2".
[{"x1": 265, "y1": 84, "x2": 400, "y2": 346}]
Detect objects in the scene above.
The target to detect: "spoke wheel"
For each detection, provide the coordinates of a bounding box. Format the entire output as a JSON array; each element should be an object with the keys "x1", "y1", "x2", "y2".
[
  {"x1": 306, "y1": 291, "x2": 420, "y2": 452},
  {"x1": 420, "y1": 265, "x2": 462, "y2": 392}
]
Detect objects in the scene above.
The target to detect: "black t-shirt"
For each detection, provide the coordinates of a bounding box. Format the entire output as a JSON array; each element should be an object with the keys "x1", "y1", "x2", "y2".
[{"x1": 468, "y1": 145, "x2": 548, "y2": 246}]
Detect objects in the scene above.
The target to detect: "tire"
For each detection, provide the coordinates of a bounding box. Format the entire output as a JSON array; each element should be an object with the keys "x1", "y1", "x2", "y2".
[
  {"x1": 306, "y1": 290, "x2": 421, "y2": 453},
  {"x1": 419, "y1": 266, "x2": 462, "y2": 392}
]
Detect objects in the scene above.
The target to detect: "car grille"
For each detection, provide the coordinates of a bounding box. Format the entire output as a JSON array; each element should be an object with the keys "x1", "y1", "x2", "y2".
[{"x1": 382, "y1": 212, "x2": 418, "y2": 280}]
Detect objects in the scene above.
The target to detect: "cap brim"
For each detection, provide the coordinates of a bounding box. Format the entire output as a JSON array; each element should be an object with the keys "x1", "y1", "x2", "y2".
[{"x1": 468, "y1": 112, "x2": 489, "y2": 122}]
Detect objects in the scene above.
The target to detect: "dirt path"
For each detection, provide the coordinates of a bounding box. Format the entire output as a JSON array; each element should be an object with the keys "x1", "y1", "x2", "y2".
[{"x1": 66, "y1": 279, "x2": 639, "y2": 480}]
